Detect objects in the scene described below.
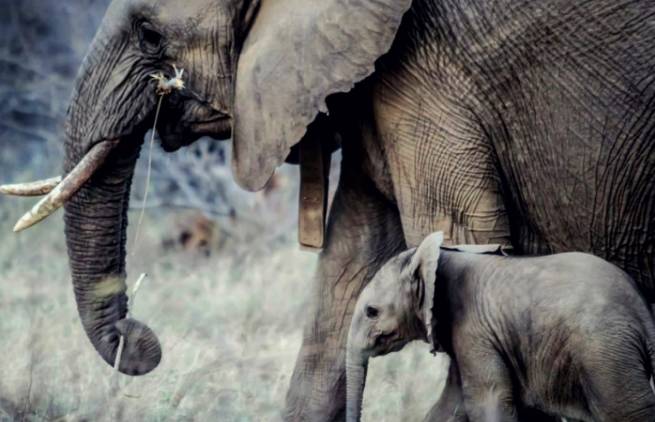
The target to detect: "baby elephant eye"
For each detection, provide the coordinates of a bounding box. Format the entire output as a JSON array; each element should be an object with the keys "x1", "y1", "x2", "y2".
[{"x1": 365, "y1": 306, "x2": 379, "y2": 319}]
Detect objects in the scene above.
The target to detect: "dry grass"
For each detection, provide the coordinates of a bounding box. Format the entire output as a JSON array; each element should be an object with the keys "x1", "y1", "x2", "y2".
[{"x1": 0, "y1": 192, "x2": 446, "y2": 422}]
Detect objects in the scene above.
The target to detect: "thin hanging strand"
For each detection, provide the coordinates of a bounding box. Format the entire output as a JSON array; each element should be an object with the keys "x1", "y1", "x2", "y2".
[
  {"x1": 117, "y1": 67, "x2": 184, "y2": 382},
  {"x1": 113, "y1": 273, "x2": 148, "y2": 380},
  {"x1": 131, "y1": 96, "x2": 164, "y2": 254},
  {"x1": 131, "y1": 65, "x2": 185, "y2": 255}
]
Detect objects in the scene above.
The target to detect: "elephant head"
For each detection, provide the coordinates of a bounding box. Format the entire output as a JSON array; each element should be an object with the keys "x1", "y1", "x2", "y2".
[
  {"x1": 59, "y1": 0, "x2": 252, "y2": 376},
  {"x1": 2, "y1": 0, "x2": 413, "y2": 375},
  {"x1": 346, "y1": 232, "x2": 444, "y2": 422}
]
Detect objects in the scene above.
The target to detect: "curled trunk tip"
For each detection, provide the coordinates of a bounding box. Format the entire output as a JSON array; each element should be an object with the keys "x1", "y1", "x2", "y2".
[
  {"x1": 113, "y1": 319, "x2": 162, "y2": 375},
  {"x1": 77, "y1": 275, "x2": 162, "y2": 375}
]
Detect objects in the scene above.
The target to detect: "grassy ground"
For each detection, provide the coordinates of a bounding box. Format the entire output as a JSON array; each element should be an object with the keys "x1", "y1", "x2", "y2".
[{"x1": 0, "y1": 197, "x2": 446, "y2": 421}]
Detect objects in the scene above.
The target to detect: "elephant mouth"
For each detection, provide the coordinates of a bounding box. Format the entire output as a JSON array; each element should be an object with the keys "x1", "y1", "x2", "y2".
[
  {"x1": 370, "y1": 331, "x2": 405, "y2": 356},
  {"x1": 189, "y1": 115, "x2": 232, "y2": 140},
  {"x1": 157, "y1": 112, "x2": 232, "y2": 152}
]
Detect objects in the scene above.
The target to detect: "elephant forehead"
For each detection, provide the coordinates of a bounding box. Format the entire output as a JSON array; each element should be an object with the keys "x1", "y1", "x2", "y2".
[
  {"x1": 121, "y1": 0, "x2": 226, "y2": 27},
  {"x1": 365, "y1": 266, "x2": 404, "y2": 302},
  {"x1": 157, "y1": 0, "x2": 222, "y2": 22}
]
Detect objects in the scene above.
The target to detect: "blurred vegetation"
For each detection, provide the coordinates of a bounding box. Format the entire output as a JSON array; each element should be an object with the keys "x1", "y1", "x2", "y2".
[
  {"x1": 0, "y1": 1, "x2": 109, "y2": 179},
  {"x1": 0, "y1": 1, "x2": 445, "y2": 421}
]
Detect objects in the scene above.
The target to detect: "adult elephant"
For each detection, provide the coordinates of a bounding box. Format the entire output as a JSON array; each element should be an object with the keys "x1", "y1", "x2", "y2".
[{"x1": 3, "y1": 0, "x2": 655, "y2": 420}]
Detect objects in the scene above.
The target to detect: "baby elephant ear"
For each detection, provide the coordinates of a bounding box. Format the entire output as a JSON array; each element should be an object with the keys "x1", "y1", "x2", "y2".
[
  {"x1": 408, "y1": 231, "x2": 444, "y2": 351},
  {"x1": 232, "y1": 0, "x2": 412, "y2": 191}
]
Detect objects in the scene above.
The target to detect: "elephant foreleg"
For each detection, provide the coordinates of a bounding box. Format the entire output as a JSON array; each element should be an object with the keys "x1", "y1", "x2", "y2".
[
  {"x1": 458, "y1": 349, "x2": 519, "y2": 422},
  {"x1": 424, "y1": 360, "x2": 469, "y2": 422},
  {"x1": 424, "y1": 361, "x2": 561, "y2": 422},
  {"x1": 285, "y1": 168, "x2": 405, "y2": 421}
]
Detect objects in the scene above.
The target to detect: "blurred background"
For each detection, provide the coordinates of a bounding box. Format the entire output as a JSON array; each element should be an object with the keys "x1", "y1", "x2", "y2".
[{"x1": 0, "y1": 1, "x2": 445, "y2": 420}]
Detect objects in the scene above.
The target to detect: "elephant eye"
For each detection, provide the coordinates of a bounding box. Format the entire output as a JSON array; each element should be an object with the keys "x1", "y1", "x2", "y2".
[
  {"x1": 137, "y1": 21, "x2": 164, "y2": 53},
  {"x1": 365, "y1": 306, "x2": 379, "y2": 319}
]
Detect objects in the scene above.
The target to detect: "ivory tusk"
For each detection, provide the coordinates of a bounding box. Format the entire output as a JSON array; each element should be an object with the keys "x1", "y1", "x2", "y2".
[
  {"x1": 0, "y1": 176, "x2": 62, "y2": 197},
  {"x1": 13, "y1": 140, "x2": 119, "y2": 233}
]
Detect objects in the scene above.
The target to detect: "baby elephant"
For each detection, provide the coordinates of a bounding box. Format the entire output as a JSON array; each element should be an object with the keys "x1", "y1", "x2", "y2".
[{"x1": 346, "y1": 232, "x2": 655, "y2": 422}]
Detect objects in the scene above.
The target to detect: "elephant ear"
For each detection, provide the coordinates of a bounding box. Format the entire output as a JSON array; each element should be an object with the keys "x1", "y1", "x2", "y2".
[
  {"x1": 406, "y1": 231, "x2": 444, "y2": 352},
  {"x1": 232, "y1": 0, "x2": 412, "y2": 190}
]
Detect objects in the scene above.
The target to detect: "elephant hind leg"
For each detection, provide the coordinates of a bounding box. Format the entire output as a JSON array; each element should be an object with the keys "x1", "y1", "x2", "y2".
[
  {"x1": 586, "y1": 364, "x2": 655, "y2": 422},
  {"x1": 590, "y1": 387, "x2": 655, "y2": 421},
  {"x1": 285, "y1": 168, "x2": 405, "y2": 421},
  {"x1": 591, "y1": 383, "x2": 655, "y2": 421}
]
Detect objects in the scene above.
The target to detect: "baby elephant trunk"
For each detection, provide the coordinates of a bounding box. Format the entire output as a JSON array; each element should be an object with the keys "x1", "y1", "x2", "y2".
[{"x1": 346, "y1": 332, "x2": 369, "y2": 422}]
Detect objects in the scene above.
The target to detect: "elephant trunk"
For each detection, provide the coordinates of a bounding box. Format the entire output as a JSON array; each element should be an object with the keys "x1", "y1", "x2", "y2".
[
  {"x1": 61, "y1": 26, "x2": 162, "y2": 374},
  {"x1": 346, "y1": 340, "x2": 369, "y2": 422},
  {"x1": 63, "y1": 137, "x2": 161, "y2": 375}
]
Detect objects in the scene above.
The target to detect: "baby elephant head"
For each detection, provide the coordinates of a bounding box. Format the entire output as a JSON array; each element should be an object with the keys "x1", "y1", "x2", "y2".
[{"x1": 346, "y1": 231, "x2": 444, "y2": 422}]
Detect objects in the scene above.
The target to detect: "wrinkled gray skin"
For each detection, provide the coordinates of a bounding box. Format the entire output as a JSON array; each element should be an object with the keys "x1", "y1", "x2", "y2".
[
  {"x1": 59, "y1": 0, "x2": 655, "y2": 418},
  {"x1": 347, "y1": 232, "x2": 655, "y2": 422}
]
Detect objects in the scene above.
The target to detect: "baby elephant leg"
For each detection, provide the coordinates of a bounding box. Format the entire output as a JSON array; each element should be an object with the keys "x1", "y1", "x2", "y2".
[
  {"x1": 458, "y1": 351, "x2": 519, "y2": 422},
  {"x1": 424, "y1": 360, "x2": 560, "y2": 422},
  {"x1": 424, "y1": 361, "x2": 468, "y2": 422},
  {"x1": 587, "y1": 365, "x2": 655, "y2": 422}
]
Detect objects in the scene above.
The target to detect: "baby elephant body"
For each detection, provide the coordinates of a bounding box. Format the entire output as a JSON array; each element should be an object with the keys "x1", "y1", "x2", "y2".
[{"x1": 346, "y1": 232, "x2": 655, "y2": 422}]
